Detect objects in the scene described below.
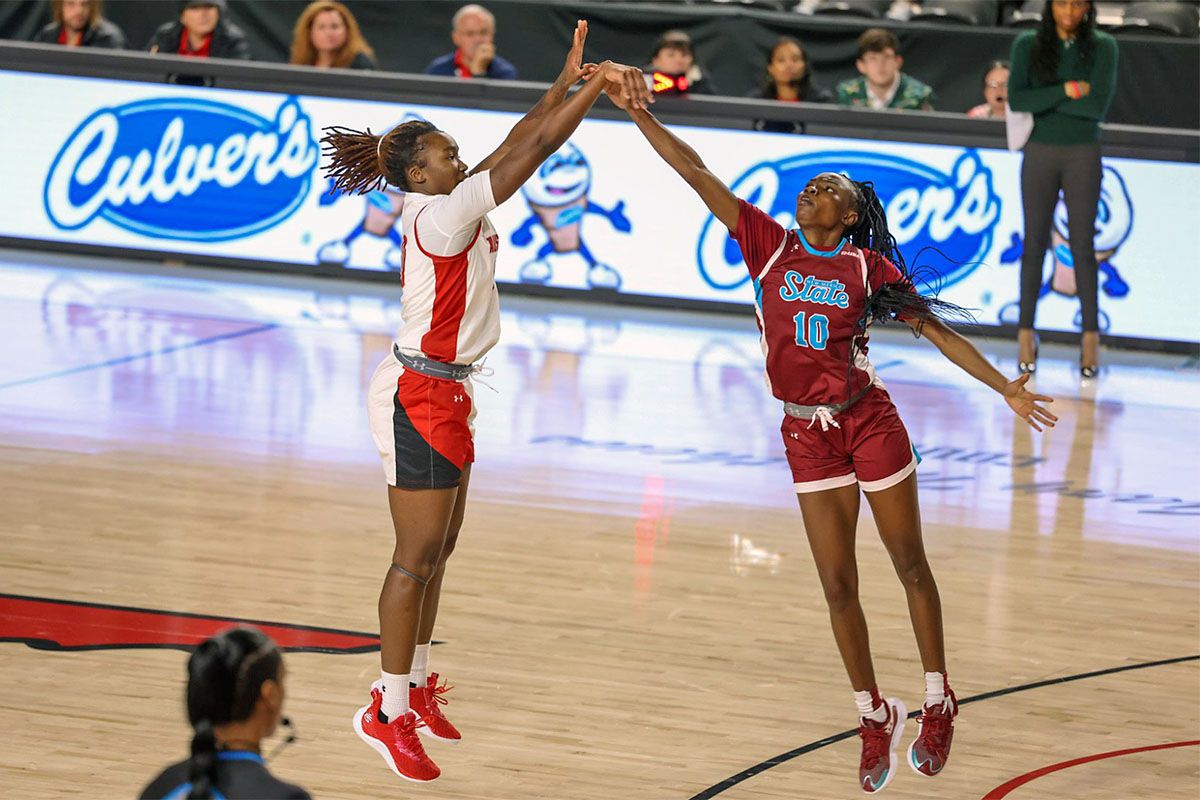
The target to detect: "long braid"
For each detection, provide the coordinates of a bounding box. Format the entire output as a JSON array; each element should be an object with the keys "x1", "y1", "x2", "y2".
[
  {"x1": 320, "y1": 120, "x2": 439, "y2": 195},
  {"x1": 841, "y1": 180, "x2": 973, "y2": 402}
]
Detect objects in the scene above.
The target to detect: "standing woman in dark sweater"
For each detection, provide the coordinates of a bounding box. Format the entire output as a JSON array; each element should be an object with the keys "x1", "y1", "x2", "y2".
[{"x1": 1009, "y1": 0, "x2": 1117, "y2": 377}]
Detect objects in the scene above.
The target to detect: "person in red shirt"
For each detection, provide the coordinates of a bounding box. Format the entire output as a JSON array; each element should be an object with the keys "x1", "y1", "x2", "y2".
[{"x1": 600, "y1": 85, "x2": 1056, "y2": 793}]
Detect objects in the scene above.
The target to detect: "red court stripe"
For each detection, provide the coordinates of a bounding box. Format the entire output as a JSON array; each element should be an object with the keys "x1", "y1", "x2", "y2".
[{"x1": 981, "y1": 740, "x2": 1200, "y2": 799}]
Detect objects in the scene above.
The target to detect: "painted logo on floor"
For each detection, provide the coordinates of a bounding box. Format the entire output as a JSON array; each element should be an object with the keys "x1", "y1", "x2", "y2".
[
  {"x1": 0, "y1": 593, "x2": 378, "y2": 653},
  {"x1": 697, "y1": 149, "x2": 1001, "y2": 291},
  {"x1": 44, "y1": 97, "x2": 316, "y2": 242}
]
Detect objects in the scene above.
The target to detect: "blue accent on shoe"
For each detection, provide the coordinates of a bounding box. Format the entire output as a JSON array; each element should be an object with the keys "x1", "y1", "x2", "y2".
[{"x1": 863, "y1": 766, "x2": 889, "y2": 791}]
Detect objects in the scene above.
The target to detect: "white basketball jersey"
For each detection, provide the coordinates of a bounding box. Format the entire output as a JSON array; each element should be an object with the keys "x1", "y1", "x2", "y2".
[{"x1": 395, "y1": 171, "x2": 502, "y2": 365}]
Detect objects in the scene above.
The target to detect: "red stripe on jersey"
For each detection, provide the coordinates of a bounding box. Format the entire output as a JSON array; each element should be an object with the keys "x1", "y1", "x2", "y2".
[{"x1": 414, "y1": 207, "x2": 482, "y2": 363}]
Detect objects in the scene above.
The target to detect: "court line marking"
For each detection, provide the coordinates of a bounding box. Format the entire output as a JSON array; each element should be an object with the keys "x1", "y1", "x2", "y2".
[
  {"x1": 0, "y1": 322, "x2": 278, "y2": 391},
  {"x1": 687, "y1": 653, "x2": 1200, "y2": 799},
  {"x1": 981, "y1": 739, "x2": 1200, "y2": 799}
]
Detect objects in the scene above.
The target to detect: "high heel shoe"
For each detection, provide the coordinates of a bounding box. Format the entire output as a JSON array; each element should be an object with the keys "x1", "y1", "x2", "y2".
[
  {"x1": 1017, "y1": 334, "x2": 1039, "y2": 375},
  {"x1": 1079, "y1": 332, "x2": 1100, "y2": 379}
]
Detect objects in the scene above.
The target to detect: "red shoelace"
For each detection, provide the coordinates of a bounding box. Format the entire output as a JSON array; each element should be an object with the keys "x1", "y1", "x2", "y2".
[
  {"x1": 917, "y1": 705, "x2": 952, "y2": 753},
  {"x1": 858, "y1": 719, "x2": 891, "y2": 768},
  {"x1": 426, "y1": 677, "x2": 453, "y2": 710}
]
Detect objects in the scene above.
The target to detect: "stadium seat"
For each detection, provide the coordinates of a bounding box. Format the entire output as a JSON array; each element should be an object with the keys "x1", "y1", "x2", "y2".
[
  {"x1": 912, "y1": 0, "x2": 1001, "y2": 26},
  {"x1": 809, "y1": 0, "x2": 892, "y2": 20},
  {"x1": 1007, "y1": 0, "x2": 1044, "y2": 27},
  {"x1": 1111, "y1": 2, "x2": 1200, "y2": 36}
]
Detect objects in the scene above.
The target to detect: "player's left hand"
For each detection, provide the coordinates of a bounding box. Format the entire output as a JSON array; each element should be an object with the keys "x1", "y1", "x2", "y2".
[
  {"x1": 558, "y1": 20, "x2": 594, "y2": 85},
  {"x1": 1003, "y1": 372, "x2": 1057, "y2": 432}
]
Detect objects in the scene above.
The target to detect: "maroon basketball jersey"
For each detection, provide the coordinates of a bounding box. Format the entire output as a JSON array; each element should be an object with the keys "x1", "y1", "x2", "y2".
[{"x1": 732, "y1": 199, "x2": 908, "y2": 406}]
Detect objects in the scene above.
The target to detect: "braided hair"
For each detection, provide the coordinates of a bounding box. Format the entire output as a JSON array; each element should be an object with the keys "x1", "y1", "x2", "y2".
[
  {"x1": 320, "y1": 120, "x2": 439, "y2": 194},
  {"x1": 184, "y1": 627, "x2": 283, "y2": 799},
  {"x1": 841, "y1": 179, "x2": 972, "y2": 401},
  {"x1": 1032, "y1": 0, "x2": 1096, "y2": 85}
]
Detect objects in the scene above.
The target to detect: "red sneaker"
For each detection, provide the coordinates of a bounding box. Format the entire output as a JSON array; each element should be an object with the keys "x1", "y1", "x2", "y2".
[
  {"x1": 353, "y1": 687, "x2": 440, "y2": 782},
  {"x1": 908, "y1": 690, "x2": 958, "y2": 777},
  {"x1": 411, "y1": 673, "x2": 461, "y2": 743},
  {"x1": 858, "y1": 698, "x2": 906, "y2": 794}
]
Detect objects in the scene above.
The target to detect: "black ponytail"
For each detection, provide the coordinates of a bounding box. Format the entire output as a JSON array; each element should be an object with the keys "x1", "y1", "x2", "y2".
[
  {"x1": 186, "y1": 720, "x2": 218, "y2": 800},
  {"x1": 840, "y1": 179, "x2": 973, "y2": 402},
  {"x1": 183, "y1": 628, "x2": 283, "y2": 799}
]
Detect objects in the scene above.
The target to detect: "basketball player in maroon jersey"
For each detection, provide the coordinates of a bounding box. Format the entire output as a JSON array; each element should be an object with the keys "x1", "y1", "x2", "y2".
[{"x1": 609, "y1": 94, "x2": 1056, "y2": 792}]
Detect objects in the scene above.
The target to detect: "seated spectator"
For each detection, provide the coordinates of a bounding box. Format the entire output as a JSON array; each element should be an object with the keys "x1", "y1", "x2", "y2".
[
  {"x1": 139, "y1": 627, "x2": 310, "y2": 800},
  {"x1": 835, "y1": 28, "x2": 934, "y2": 111},
  {"x1": 645, "y1": 30, "x2": 715, "y2": 97},
  {"x1": 146, "y1": 0, "x2": 251, "y2": 61},
  {"x1": 290, "y1": 1, "x2": 376, "y2": 70},
  {"x1": 968, "y1": 60, "x2": 1009, "y2": 119},
  {"x1": 751, "y1": 36, "x2": 832, "y2": 134},
  {"x1": 32, "y1": 0, "x2": 125, "y2": 49},
  {"x1": 423, "y1": 4, "x2": 518, "y2": 80}
]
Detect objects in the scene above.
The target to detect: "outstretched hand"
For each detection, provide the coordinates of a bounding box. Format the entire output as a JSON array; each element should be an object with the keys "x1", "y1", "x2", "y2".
[
  {"x1": 1003, "y1": 372, "x2": 1058, "y2": 432},
  {"x1": 558, "y1": 20, "x2": 597, "y2": 85}
]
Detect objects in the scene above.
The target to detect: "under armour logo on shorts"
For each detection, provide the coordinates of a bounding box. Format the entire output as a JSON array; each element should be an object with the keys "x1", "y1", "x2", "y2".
[{"x1": 453, "y1": 394, "x2": 465, "y2": 403}]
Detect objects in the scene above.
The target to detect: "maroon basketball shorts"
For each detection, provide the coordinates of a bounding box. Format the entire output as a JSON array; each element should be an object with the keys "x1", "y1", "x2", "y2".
[
  {"x1": 782, "y1": 387, "x2": 919, "y2": 494},
  {"x1": 368, "y1": 355, "x2": 475, "y2": 490}
]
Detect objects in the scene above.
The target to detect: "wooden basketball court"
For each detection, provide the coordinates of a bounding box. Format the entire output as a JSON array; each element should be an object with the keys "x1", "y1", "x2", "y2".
[{"x1": 1, "y1": 251, "x2": 1196, "y2": 799}]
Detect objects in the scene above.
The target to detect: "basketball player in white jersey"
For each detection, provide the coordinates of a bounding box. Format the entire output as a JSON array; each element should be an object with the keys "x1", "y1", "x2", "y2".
[{"x1": 321, "y1": 22, "x2": 650, "y2": 782}]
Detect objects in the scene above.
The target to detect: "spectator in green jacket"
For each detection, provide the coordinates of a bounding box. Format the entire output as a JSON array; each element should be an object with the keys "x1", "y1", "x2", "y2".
[
  {"x1": 835, "y1": 28, "x2": 934, "y2": 111},
  {"x1": 1008, "y1": 0, "x2": 1118, "y2": 378}
]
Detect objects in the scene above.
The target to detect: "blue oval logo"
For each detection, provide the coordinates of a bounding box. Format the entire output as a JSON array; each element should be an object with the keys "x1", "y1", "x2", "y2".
[
  {"x1": 44, "y1": 96, "x2": 316, "y2": 242},
  {"x1": 697, "y1": 149, "x2": 1001, "y2": 291}
]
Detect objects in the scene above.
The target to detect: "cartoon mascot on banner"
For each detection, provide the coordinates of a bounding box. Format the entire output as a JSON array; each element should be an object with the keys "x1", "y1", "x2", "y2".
[
  {"x1": 999, "y1": 165, "x2": 1132, "y2": 332},
  {"x1": 315, "y1": 114, "x2": 428, "y2": 271},
  {"x1": 511, "y1": 141, "x2": 631, "y2": 290}
]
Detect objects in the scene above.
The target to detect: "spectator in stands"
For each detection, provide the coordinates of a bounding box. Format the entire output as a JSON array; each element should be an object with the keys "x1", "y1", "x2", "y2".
[
  {"x1": 32, "y1": 0, "x2": 125, "y2": 49},
  {"x1": 146, "y1": 0, "x2": 251, "y2": 61},
  {"x1": 968, "y1": 60, "x2": 1009, "y2": 119},
  {"x1": 752, "y1": 36, "x2": 831, "y2": 134},
  {"x1": 1009, "y1": 0, "x2": 1118, "y2": 378},
  {"x1": 290, "y1": 1, "x2": 376, "y2": 70},
  {"x1": 139, "y1": 627, "x2": 310, "y2": 800},
  {"x1": 423, "y1": 4, "x2": 518, "y2": 80},
  {"x1": 835, "y1": 28, "x2": 934, "y2": 111},
  {"x1": 645, "y1": 29, "x2": 715, "y2": 97}
]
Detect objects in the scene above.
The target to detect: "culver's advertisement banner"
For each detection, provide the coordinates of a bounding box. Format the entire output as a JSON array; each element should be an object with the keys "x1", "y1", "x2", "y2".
[{"x1": 2, "y1": 69, "x2": 1198, "y2": 344}]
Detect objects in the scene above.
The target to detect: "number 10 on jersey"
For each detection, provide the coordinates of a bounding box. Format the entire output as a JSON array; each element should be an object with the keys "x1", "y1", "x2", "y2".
[{"x1": 793, "y1": 311, "x2": 830, "y2": 350}]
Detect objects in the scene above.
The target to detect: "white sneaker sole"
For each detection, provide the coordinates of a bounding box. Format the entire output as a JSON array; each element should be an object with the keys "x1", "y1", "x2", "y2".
[
  {"x1": 352, "y1": 704, "x2": 438, "y2": 783},
  {"x1": 862, "y1": 698, "x2": 906, "y2": 794}
]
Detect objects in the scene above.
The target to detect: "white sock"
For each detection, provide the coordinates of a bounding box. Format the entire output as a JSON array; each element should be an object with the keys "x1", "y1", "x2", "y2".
[
  {"x1": 925, "y1": 671, "x2": 947, "y2": 707},
  {"x1": 410, "y1": 643, "x2": 431, "y2": 687},
  {"x1": 380, "y1": 670, "x2": 409, "y2": 721},
  {"x1": 854, "y1": 689, "x2": 888, "y2": 723}
]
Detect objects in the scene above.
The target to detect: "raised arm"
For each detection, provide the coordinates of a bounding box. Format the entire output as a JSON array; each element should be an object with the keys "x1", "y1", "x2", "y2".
[
  {"x1": 471, "y1": 20, "x2": 595, "y2": 176},
  {"x1": 623, "y1": 106, "x2": 740, "y2": 232},
  {"x1": 913, "y1": 318, "x2": 1058, "y2": 432},
  {"x1": 486, "y1": 61, "x2": 649, "y2": 205}
]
